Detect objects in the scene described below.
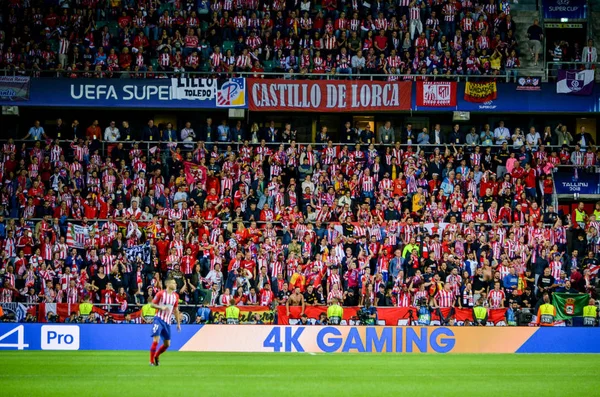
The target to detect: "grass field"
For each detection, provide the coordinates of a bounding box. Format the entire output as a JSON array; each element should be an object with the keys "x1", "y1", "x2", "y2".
[{"x1": 1, "y1": 352, "x2": 598, "y2": 396}]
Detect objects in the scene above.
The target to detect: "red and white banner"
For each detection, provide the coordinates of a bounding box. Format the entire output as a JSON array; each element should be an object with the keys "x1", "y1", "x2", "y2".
[
  {"x1": 66, "y1": 223, "x2": 97, "y2": 249},
  {"x1": 248, "y1": 79, "x2": 412, "y2": 112},
  {"x1": 278, "y1": 306, "x2": 508, "y2": 326},
  {"x1": 416, "y1": 81, "x2": 457, "y2": 107},
  {"x1": 31, "y1": 303, "x2": 143, "y2": 323}
]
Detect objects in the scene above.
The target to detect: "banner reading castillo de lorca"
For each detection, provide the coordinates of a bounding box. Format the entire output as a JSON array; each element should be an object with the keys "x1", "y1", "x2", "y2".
[
  {"x1": 464, "y1": 81, "x2": 498, "y2": 103},
  {"x1": 248, "y1": 79, "x2": 412, "y2": 112}
]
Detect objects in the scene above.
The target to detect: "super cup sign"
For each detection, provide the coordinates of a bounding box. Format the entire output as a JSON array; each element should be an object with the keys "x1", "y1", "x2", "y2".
[
  {"x1": 416, "y1": 81, "x2": 457, "y2": 107},
  {"x1": 248, "y1": 79, "x2": 411, "y2": 112},
  {"x1": 543, "y1": 0, "x2": 587, "y2": 19}
]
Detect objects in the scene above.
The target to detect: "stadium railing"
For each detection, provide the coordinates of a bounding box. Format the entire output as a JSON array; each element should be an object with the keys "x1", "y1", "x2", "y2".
[
  {"x1": 0, "y1": 68, "x2": 511, "y2": 82},
  {"x1": 545, "y1": 61, "x2": 600, "y2": 81},
  {"x1": 4, "y1": 138, "x2": 570, "y2": 159}
]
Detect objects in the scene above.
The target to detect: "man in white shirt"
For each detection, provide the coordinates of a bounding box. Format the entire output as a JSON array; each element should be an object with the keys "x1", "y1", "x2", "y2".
[
  {"x1": 493, "y1": 121, "x2": 510, "y2": 145},
  {"x1": 173, "y1": 185, "x2": 188, "y2": 210},
  {"x1": 180, "y1": 121, "x2": 196, "y2": 149},
  {"x1": 351, "y1": 50, "x2": 366, "y2": 75},
  {"x1": 525, "y1": 126, "x2": 541, "y2": 150},
  {"x1": 104, "y1": 121, "x2": 120, "y2": 142},
  {"x1": 301, "y1": 175, "x2": 315, "y2": 195},
  {"x1": 582, "y1": 39, "x2": 598, "y2": 69}
]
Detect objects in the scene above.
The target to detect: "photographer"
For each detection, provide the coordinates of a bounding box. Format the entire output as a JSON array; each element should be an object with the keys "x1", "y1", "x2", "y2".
[
  {"x1": 46, "y1": 311, "x2": 60, "y2": 323},
  {"x1": 505, "y1": 300, "x2": 520, "y2": 326},
  {"x1": 0, "y1": 306, "x2": 13, "y2": 322},
  {"x1": 415, "y1": 297, "x2": 432, "y2": 326},
  {"x1": 316, "y1": 313, "x2": 328, "y2": 325},
  {"x1": 65, "y1": 313, "x2": 79, "y2": 323},
  {"x1": 24, "y1": 313, "x2": 37, "y2": 323},
  {"x1": 357, "y1": 299, "x2": 377, "y2": 325}
]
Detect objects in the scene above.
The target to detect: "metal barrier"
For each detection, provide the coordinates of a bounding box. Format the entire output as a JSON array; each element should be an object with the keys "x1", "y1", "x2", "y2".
[
  {"x1": 545, "y1": 61, "x2": 600, "y2": 81},
  {"x1": 0, "y1": 68, "x2": 510, "y2": 82},
  {"x1": 4, "y1": 138, "x2": 571, "y2": 158}
]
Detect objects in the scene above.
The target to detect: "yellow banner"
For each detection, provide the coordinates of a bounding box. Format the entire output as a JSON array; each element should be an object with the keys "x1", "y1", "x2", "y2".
[{"x1": 464, "y1": 82, "x2": 498, "y2": 103}]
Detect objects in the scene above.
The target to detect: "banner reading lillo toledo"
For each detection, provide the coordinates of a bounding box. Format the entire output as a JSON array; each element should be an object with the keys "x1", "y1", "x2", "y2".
[{"x1": 248, "y1": 79, "x2": 412, "y2": 112}]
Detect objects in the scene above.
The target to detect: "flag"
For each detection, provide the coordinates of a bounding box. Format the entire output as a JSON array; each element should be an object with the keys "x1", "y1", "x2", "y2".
[
  {"x1": 66, "y1": 223, "x2": 96, "y2": 248},
  {"x1": 464, "y1": 81, "x2": 497, "y2": 103},
  {"x1": 416, "y1": 81, "x2": 457, "y2": 107},
  {"x1": 124, "y1": 242, "x2": 152, "y2": 265},
  {"x1": 557, "y1": 70, "x2": 594, "y2": 95},
  {"x1": 552, "y1": 293, "x2": 590, "y2": 320},
  {"x1": 184, "y1": 161, "x2": 204, "y2": 186},
  {"x1": 217, "y1": 78, "x2": 246, "y2": 107}
]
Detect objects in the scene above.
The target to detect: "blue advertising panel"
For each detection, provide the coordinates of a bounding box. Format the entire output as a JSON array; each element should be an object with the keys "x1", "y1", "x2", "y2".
[
  {"x1": 554, "y1": 171, "x2": 600, "y2": 195},
  {"x1": 1, "y1": 324, "x2": 599, "y2": 353},
  {"x1": 0, "y1": 77, "x2": 247, "y2": 109},
  {"x1": 412, "y1": 81, "x2": 599, "y2": 113},
  {"x1": 0, "y1": 323, "x2": 203, "y2": 351},
  {"x1": 543, "y1": 0, "x2": 587, "y2": 20}
]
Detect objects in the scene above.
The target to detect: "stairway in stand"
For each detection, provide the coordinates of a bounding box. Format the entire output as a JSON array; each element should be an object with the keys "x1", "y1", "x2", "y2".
[{"x1": 510, "y1": 0, "x2": 544, "y2": 80}]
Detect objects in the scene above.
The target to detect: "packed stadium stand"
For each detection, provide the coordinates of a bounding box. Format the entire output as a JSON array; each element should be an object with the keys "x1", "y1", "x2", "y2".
[
  {"x1": 0, "y1": 0, "x2": 540, "y2": 78},
  {"x1": 0, "y1": 0, "x2": 598, "y2": 328}
]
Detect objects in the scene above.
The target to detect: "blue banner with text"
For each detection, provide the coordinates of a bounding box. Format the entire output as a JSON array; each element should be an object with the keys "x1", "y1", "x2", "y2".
[
  {"x1": 543, "y1": 0, "x2": 587, "y2": 20},
  {"x1": 0, "y1": 77, "x2": 247, "y2": 109},
  {"x1": 554, "y1": 171, "x2": 600, "y2": 195}
]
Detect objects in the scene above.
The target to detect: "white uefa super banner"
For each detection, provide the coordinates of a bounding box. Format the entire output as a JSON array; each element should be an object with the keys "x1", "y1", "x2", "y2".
[{"x1": 170, "y1": 77, "x2": 217, "y2": 100}]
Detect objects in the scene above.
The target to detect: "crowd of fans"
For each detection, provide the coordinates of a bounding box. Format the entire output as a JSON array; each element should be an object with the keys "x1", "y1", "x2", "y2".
[
  {"x1": 0, "y1": 115, "x2": 598, "y2": 326},
  {"x1": 0, "y1": 0, "x2": 525, "y2": 79}
]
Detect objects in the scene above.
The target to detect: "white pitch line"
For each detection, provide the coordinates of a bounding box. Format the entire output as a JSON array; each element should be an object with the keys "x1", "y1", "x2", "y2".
[{"x1": 0, "y1": 373, "x2": 587, "y2": 379}]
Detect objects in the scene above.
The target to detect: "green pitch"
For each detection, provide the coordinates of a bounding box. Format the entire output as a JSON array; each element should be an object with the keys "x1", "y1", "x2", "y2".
[{"x1": 1, "y1": 352, "x2": 597, "y2": 396}]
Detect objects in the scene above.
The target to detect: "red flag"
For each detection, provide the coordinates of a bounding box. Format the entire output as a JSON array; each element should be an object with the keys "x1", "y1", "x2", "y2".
[
  {"x1": 416, "y1": 81, "x2": 457, "y2": 107},
  {"x1": 184, "y1": 161, "x2": 208, "y2": 187}
]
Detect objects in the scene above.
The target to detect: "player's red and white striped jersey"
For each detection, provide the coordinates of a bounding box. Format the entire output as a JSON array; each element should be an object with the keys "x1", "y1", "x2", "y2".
[{"x1": 152, "y1": 290, "x2": 179, "y2": 322}]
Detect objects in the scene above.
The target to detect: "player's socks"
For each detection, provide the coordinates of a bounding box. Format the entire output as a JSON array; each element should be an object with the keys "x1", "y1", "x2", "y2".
[
  {"x1": 150, "y1": 341, "x2": 158, "y2": 363},
  {"x1": 156, "y1": 344, "x2": 168, "y2": 359}
]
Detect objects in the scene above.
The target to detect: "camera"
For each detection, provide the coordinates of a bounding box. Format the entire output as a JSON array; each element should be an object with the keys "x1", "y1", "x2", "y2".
[
  {"x1": 356, "y1": 308, "x2": 371, "y2": 325},
  {"x1": 517, "y1": 308, "x2": 533, "y2": 326},
  {"x1": 47, "y1": 313, "x2": 59, "y2": 323}
]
